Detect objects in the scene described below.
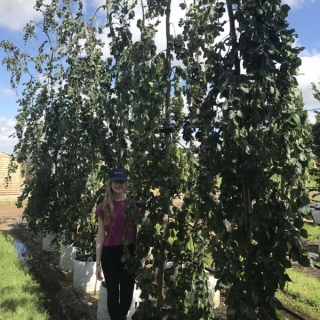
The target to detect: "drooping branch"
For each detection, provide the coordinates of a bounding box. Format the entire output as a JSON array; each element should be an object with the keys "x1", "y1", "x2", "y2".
[
  {"x1": 227, "y1": 3, "x2": 240, "y2": 76},
  {"x1": 155, "y1": 0, "x2": 172, "y2": 317}
]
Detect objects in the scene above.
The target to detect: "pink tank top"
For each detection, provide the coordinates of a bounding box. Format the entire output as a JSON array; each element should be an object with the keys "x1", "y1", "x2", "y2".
[{"x1": 95, "y1": 201, "x2": 137, "y2": 246}]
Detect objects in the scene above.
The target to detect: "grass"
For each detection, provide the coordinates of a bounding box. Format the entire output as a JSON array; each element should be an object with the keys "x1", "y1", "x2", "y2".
[
  {"x1": 0, "y1": 197, "x2": 27, "y2": 206},
  {"x1": 303, "y1": 223, "x2": 320, "y2": 243},
  {"x1": 0, "y1": 232, "x2": 49, "y2": 320},
  {"x1": 0, "y1": 198, "x2": 19, "y2": 206},
  {"x1": 305, "y1": 175, "x2": 318, "y2": 189},
  {"x1": 276, "y1": 269, "x2": 320, "y2": 320}
]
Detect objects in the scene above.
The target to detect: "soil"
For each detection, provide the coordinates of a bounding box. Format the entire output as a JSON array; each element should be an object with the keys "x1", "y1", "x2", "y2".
[
  {"x1": 1, "y1": 205, "x2": 320, "y2": 320},
  {"x1": 0, "y1": 205, "x2": 24, "y2": 231}
]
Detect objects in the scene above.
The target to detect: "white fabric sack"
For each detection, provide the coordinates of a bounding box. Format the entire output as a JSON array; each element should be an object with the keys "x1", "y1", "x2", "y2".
[
  {"x1": 314, "y1": 204, "x2": 320, "y2": 224},
  {"x1": 97, "y1": 281, "x2": 141, "y2": 320},
  {"x1": 59, "y1": 244, "x2": 78, "y2": 271},
  {"x1": 127, "y1": 283, "x2": 142, "y2": 319},
  {"x1": 42, "y1": 232, "x2": 57, "y2": 252},
  {"x1": 189, "y1": 272, "x2": 220, "y2": 309},
  {"x1": 97, "y1": 282, "x2": 111, "y2": 320},
  {"x1": 73, "y1": 260, "x2": 101, "y2": 292}
]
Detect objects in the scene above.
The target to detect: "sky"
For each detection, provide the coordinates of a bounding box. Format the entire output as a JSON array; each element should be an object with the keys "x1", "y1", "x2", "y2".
[{"x1": 0, "y1": 0, "x2": 320, "y2": 155}]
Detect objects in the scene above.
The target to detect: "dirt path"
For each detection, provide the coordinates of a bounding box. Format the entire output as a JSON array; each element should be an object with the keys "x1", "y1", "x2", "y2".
[{"x1": 0, "y1": 205, "x2": 24, "y2": 231}]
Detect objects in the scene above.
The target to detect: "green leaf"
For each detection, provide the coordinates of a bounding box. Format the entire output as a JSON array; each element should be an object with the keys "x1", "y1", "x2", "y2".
[
  {"x1": 290, "y1": 189, "x2": 298, "y2": 199},
  {"x1": 273, "y1": 297, "x2": 284, "y2": 310},
  {"x1": 298, "y1": 255, "x2": 310, "y2": 267},
  {"x1": 246, "y1": 306, "x2": 255, "y2": 319},
  {"x1": 222, "y1": 100, "x2": 228, "y2": 110},
  {"x1": 239, "y1": 83, "x2": 249, "y2": 93},
  {"x1": 293, "y1": 217, "x2": 304, "y2": 229},
  {"x1": 281, "y1": 259, "x2": 292, "y2": 268},
  {"x1": 299, "y1": 153, "x2": 307, "y2": 162},
  {"x1": 299, "y1": 195, "x2": 310, "y2": 205},
  {"x1": 294, "y1": 167, "x2": 302, "y2": 176},
  {"x1": 240, "y1": 302, "x2": 248, "y2": 314},
  {"x1": 289, "y1": 246, "x2": 300, "y2": 261},
  {"x1": 228, "y1": 110, "x2": 235, "y2": 119},
  {"x1": 230, "y1": 261, "x2": 241, "y2": 274},
  {"x1": 300, "y1": 228, "x2": 308, "y2": 238},
  {"x1": 143, "y1": 267, "x2": 153, "y2": 279},
  {"x1": 281, "y1": 4, "x2": 291, "y2": 13}
]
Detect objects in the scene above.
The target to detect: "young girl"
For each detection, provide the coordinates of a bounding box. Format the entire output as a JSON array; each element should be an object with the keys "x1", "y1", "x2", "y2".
[{"x1": 95, "y1": 168, "x2": 136, "y2": 320}]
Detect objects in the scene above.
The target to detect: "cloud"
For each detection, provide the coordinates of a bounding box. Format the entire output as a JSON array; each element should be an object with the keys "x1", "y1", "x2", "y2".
[
  {"x1": 0, "y1": 117, "x2": 17, "y2": 155},
  {"x1": 283, "y1": 0, "x2": 315, "y2": 9},
  {"x1": 0, "y1": 0, "x2": 42, "y2": 31},
  {"x1": 0, "y1": 86, "x2": 15, "y2": 98},
  {"x1": 296, "y1": 51, "x2": 320, "y2": 123},
  {"x1": 85, "y1": 0, "x2": 198, "y2": 59}
]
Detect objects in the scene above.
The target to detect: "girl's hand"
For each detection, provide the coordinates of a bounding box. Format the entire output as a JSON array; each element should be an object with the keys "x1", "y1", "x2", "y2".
[{"x1": 96, "y1": 265, "x2": 103, "y2": 281}]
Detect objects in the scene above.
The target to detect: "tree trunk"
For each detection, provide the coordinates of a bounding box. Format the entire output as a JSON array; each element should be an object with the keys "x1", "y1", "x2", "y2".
[{"x1": 156, "y1": 0, "x2": 172, "y2": 318}]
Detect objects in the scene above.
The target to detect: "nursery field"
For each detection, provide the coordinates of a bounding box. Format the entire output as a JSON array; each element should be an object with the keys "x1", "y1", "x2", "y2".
[
  {"x1": 0, "y1": 205, "x2": 229, "y2": 319},
  {"x1": 1, "y1": 203, "x2": 320, "y2": 320}
]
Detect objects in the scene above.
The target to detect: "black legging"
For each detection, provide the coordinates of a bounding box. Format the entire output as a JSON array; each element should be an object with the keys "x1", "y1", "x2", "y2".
[{"x1": 101, "y1": 244, "x2": 135, "y2": 320}]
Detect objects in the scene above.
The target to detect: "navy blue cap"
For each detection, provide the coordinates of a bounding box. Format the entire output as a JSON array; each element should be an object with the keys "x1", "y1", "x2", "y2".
[{"x1": 108, "y1": 168, "x2": 128, "y2": 181}]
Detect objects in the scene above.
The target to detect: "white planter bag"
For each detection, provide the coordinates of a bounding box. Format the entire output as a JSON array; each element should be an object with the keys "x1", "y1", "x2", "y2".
[
  {"x1": 73, "y1": 260, "x2": 101, "y2": 292},
  {"x1": 97, "y1": 281, "x2": 141, "y2": 320},
  {"x1": 59, "y1": 244, "x2": 78, "y2": 271},
  {"x1": 128, "y1": 283, "x2": 142, "y2": 319},
  {"x1": 314, "y1": 204, "x2": 320, "y2": 225},
  {"x1": 189, "y1": 272, "x2": 220, "y2": 309},
  {"x1": 97, "y1": 282, "x2": 110, "y2": 320},
  {"x1": 42, "y1": 232, "x2": 57, "y2": 252},
  {"x1": 207, "y1": 273, "x2": 220, "y2": 309}
]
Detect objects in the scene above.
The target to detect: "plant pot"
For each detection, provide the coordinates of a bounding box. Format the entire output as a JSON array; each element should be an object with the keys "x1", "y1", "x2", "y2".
[
  {"x1": 189, "y1": 272, "x2": 220, "y2": 309},
  {"x1": 97, "y1": 281, "x2": 111, "y2": 320},
  {"x1": 141, "y1": 247, "x2": 154, "y2": 268},
  {"x1": 73, "y1": 259, "x2": 101, "y2": 293},
  {"x1": 97, "y1": 281, "x2": 141, "y2": 320},
  {"x1": 207, "y1": 273, "x2": 220, "y2": 309},
  {"x1": 59, "y1": 244, "x2": 78, "y2": 271},
  {"x1": 128, "y1": 282, "x2": 142, "y2": 319},
  {"x1": 314, "y1": 203, "x2": 320, "y2": 225},
  {"x1": 42, "y1": 231, "x2": 57, "y2": 252}
]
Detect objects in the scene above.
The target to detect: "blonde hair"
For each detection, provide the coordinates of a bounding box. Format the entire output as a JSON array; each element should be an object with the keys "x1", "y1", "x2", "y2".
[{"x1": 101, "y1": 180, "x2": 128, "y2": 225}]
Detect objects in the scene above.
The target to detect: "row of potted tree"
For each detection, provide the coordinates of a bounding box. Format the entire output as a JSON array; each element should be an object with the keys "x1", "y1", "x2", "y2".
[{"x1": 2, "y1": 0, "x2": 313, "y2": 319}]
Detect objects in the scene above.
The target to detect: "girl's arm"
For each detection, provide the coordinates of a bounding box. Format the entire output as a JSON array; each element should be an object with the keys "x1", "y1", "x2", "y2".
[{"x1": 95, "y1": 216, "x2": 105, "y2": 281}]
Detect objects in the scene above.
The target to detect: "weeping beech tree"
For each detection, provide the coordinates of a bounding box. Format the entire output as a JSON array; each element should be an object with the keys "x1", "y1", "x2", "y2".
[
  {"x1": 183, "y1": 0, "x2": 312, "y2": 319},
  {"x1": 1, "y1": 0, "x2": 313, "y2": 319}
]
